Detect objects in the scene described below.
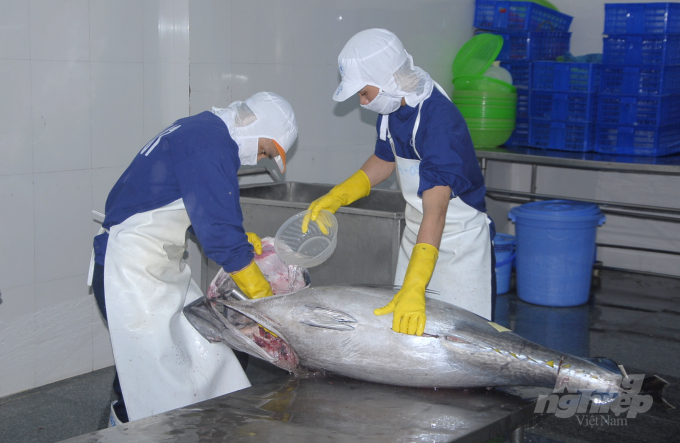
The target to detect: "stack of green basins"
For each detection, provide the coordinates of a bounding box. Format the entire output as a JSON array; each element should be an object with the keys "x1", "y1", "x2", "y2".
[
  {"x1": 452, "y1": 34, "x2": 517, "y2": 148},
  {"x1": 453, "y1": 76, "x2": 517, "y2": 148}
]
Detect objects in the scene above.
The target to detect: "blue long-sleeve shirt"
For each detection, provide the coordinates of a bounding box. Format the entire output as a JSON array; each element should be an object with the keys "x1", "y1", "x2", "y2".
[
  {"x1": 93, "y1": 111, "x2": 253, "y2": 273},
  {"x1": 374, "y1": 87, "x2": 488, "y2": 215}
]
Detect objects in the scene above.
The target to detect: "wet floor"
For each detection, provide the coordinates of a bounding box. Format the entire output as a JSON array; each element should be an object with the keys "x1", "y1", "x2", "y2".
[{"x1": 1, "y1": 269, "x2": 678, "y2": 443}]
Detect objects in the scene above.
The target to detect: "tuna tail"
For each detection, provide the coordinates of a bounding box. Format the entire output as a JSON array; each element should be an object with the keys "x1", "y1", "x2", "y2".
[
  {"x1": 586, "y1": 357, "x2": 674, "y2": 408},
  {"x1": 641, "y1": 375, "x2": 674, "y2": 409}
]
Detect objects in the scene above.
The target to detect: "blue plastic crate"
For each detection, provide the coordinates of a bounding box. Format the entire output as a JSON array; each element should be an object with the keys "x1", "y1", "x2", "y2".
[
  {"x1": 474, "y1": 0, "x2": 573, "y2": 31},
  {"x1": 500, "y1": 61, "x2": 532, "y2": 89},
  {"x1": 603, "y1": 34, "x2": 680, "y2": 65},
  {"x1": 504, "y1": 118, "x2": 530, "y2": 147},
  {"x1": 604, "y1": 3, "x2": 680, "y2": 34},
  {"x1": 532, "y1": 61, "x2": 600, "y2": 92},
  {"x1": 529, "y1": 91, "x2": 598, "y2": 122},
  {"x1": 479, "y1": 30, "x2": 571, "y2": 60},
  {"x1": 597, "y1": 94, "x2": 680, "y2": 126},
  {"x1": 517, "y1": 89, "x2": 529, "y2": 118},
  {"x1": 595, "y1": 124, "x2": 680, "y2": 156},
  {"x1": 600, "y1": 64, "x2": 680, "y2": 95},
  {"x1": 530, "y1": 119, "x2": 596, "y2": 151}
]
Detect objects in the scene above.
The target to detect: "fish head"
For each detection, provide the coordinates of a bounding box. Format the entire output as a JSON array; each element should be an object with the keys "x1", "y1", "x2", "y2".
[{"x1": 212, "y1": 296, "x2": 302, "y2": 373}]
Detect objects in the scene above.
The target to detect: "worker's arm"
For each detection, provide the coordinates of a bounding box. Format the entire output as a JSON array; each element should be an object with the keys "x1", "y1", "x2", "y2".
[
  {"x1": 416, "y1": 185, "x2": 451, "y2": 249},
  {"x1": 302, "y1": 155, "x2": 391, "y2": 232},
  {"x1": 360, "y1": 154, "x2": 396, "y2": 187},
  {"x1": 373, "y1": 185, "x2": 450, "y2": 335}
]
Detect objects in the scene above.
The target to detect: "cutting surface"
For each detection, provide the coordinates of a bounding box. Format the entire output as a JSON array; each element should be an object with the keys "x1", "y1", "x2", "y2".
[{"x1": 59, "y1": 375, "x2": 536, "y2": 443}]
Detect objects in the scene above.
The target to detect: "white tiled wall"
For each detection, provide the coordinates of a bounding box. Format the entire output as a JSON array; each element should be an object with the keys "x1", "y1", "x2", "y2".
[{"x1": 0, "y1": 0, "x2": 474, "y2": 398}]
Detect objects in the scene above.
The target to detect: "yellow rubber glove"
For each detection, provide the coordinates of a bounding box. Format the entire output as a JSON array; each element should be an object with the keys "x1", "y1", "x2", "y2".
[
  {"x1": 230, "y1": 260, "x2": 274, "y2": 299},
  {"x1": 374, "y1": 243, "x2": 439, "y2": 336},
  {"x1": 245, "y1": 231, "x2": 263, "y2": 255},
  {"x1": 302, "y1": 170, "x2": 371, "y2": 233}
]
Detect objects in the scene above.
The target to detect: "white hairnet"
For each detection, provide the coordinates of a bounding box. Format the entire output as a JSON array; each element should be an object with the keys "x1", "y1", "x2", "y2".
[
  {"x1": 333, "y1": 29, "x2": 434, "y2": 107},
  {"x1": 213, "y1": 92, "x2": 297, "y2": 172}
]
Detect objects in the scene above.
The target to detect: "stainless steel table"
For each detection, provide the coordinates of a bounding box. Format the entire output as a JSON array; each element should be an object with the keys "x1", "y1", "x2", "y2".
[
  {"x1": 476, "y1": 146, "x2": 680, "y2": 273},
  {"x1": 60, "y1": 375, "x2": 537, "y2": 443}
]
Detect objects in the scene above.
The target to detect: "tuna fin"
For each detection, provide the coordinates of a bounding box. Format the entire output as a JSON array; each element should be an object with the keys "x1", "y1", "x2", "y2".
[
  {"x1": 488, "y1": 322, "x2": 511, "y2": 332},
  {"x1": 350, "y1": 284, "x2": 441, "y2": 296},
  {"x1": 299, "y1": 305, "x2": 357, "y2": 331},
  {"x1": 584, "y1": 357, "x2": 623, "y2": 375}
]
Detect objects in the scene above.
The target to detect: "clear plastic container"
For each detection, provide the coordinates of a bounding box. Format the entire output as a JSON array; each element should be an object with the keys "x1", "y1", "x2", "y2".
[{"x1": 274, "y1": 209, "x2": 338, "y2": 268}]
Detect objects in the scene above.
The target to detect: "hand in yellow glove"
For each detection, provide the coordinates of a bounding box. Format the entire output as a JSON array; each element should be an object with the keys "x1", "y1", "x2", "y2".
[
  {"x1": 302, "y1": 170, "x2": 371, "y2": 233},
  {"x1": 374, "y1": 243, "x2": 439, "y2": 335},
  {"x1": 230, "y1": 260, "x2": 273, "y2": 299},
  {"x1": 245, "y1": 231, "x2": 263, "y2": 255}
]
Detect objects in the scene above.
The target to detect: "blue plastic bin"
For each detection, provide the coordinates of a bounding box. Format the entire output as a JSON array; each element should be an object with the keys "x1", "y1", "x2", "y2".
[
  {"x1": 595, "y1": 124, "x2": 680, "y2": 156},
  {"x1": 504, "y1": 118, "x2": 530, "y2": 147},
  {"x1": 494, "y1": 233, "x2": 516, "y2": 295},
  {"x1": 604, "y1": 3, "x2": 680, "y2": 34},
  {"x1": 529, "y1": 90, "x2": 598, "y2": 122},
  {"x1": 500, "y1": 61, "x2": 532, "y2": 89},
  {"x1": 474, "y1": 0, "x2": 573, "y2": 31},
  {"x1": 529, "y1": 119, "x2": 596, "y2": 152},
  {"x1": 517, "y1": 89, "x2": 529, "y2": 118},
  {"x1": 532, "y1": 61, "x2": 601, "y2": 93},
  {"x1": 478, "y1": 30, "x2": 571, "y2": 61},
  {"x1": 600, "y1": 64, "x2": 680, "y2": 95},
  {"x1": 508, "y1": 200, "x2": 605, "y2": 307},
  {"x1": 603, "y1": 34, "x2": 680, "y2": 65},
  {"x1": 597, "y1": 94, "x2": 680, "y2": 126}
]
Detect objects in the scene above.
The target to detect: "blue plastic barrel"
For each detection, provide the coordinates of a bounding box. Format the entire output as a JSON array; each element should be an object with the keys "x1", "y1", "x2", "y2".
[
  {"x1": 508, "y1": 200, "x2": 605, "y2": 307},
  {"x1": 493, "y1": 233, "x2": 516, "y2": 295}
]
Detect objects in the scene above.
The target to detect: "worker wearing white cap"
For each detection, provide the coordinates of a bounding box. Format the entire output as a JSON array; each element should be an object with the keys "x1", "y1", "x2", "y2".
[
  {"x1": 88, "y1": 91, "x2": 297, "y2": 422},
  {"x1": 305, "y1": 29, "x2": 495, "y2": 335}
]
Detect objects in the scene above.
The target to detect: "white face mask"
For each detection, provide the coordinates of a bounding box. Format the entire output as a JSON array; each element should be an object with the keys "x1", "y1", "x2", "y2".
[
  {"x1": 237, "y1": 137, "x2": 259, "y2": 166},
  {"x1": 361, "y1": 90, "x2": 403, "y2": 115}
]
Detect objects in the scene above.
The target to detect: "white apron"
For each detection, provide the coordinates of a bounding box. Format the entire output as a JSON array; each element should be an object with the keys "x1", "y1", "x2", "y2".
[
  {"x1": 102, "y1": 198, "x2": 250, "y2": 421},
  {"x1": 388, "y1": 82, "x2": 493, "y2": 320}
]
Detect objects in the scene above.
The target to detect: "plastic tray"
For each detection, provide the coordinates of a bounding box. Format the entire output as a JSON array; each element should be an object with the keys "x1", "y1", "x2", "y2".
[
  {"x1": 602, "y1": 34, "x2": 680, "y2": 65},
  {"x1": 529, "y1": 119, "x2": 596, "y2": 152},
  {"x1": 599, "y1": 64, "x2": 680, "y2": 95},
  {"x1": 529, "y1": 90, "x2": 598, "y2": 122},
  {"x1": 531, "y1": 61, "x2": 600, "y2": 92},
  {"x1": 604, "y1": 3, "x2": 680, "y2": 34},
  {"x1": 517, "y1": 89, "x2": 529, "y2": 118},
  {"x1": 595, "y1": 124, "x2": 680, "y2": 156},
  {"x1": 504, "y1": 118, "x2": 530, "y2": 147},
  {"x1": 596, "y1": 94, "x2": 680, "y2": 126},
  {"x1": 474, "y1": 0, "x2": 573, "y2": 31},
  {"x1": 479, "y1": 30, "x2": 571, "y2": 61},
  {"x1": 500, "y1": 61, "x2": 532, "y2": 89}
]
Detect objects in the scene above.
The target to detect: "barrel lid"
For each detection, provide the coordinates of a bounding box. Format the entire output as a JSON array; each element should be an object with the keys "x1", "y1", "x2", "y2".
[{"x1": 509, "y1": 200, "x2": 605, "y2": 223}]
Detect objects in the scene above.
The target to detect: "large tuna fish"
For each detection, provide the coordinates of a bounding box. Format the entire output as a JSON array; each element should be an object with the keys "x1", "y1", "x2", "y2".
[{"x1": 185, "y1": 284, "x2": 668, "y2": 403}]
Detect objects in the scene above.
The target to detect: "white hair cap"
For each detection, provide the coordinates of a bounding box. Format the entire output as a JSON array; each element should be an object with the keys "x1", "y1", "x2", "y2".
[
  {"x1": 213, "y1": 92, "x2": 297, "y2": 172},
  {"x1": 333, "y1": 29, "x2": 433, "y2": 107}
]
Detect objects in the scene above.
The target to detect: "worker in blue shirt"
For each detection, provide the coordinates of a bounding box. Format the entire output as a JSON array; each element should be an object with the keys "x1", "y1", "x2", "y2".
[
  {"x1": 88, "y1": 92, "x2": 297, "y2": 423},
  {"x1": 304, "y1": 29, "x2": 495, "y2": 336}
]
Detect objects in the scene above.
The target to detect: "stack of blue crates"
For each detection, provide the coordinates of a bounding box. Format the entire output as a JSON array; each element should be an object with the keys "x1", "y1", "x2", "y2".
[
  {"x1": 472, "y1": 0, "x2": 574, "y2": 147},
  {"x1": 528, "y1": 61, "x2": 601, "y2": 151},
  {"x1": 596, "y1": 3, "x2": 680, "y2": 156}
]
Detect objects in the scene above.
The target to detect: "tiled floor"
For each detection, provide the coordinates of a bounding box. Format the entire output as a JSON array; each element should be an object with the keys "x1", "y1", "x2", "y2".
[{"x1": 1, "y1": 269, "x2": 678, "y2": 443}]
